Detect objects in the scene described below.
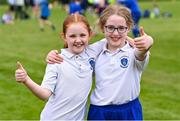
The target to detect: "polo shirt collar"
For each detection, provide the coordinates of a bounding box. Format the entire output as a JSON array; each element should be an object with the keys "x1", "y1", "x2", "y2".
[
  {"x1": 102, "y1": 38, "x2": 131, "y2": 53},
  {"x1": 61, "y1": 48, "x2": 88, "y2": 59}
]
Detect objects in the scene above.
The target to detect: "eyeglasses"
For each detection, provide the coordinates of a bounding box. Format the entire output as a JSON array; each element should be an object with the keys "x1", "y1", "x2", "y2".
[{"x1": 105, "y1": 25, "x2": 128, "y2": 34}]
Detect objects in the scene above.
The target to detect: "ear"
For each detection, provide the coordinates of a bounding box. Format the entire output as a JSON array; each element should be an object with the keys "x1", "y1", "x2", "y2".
[
  {"x1": 60, "y1": 32, "x2": 66, "y2": 42},
  {"x1": 60, "y1": 33, "x2": 65, "y2": 41},
  {"x1": 60, "y1": 32, "x2": 68, "y2": 48},
  {"x1": 127, "y1": 26, "x2": 131, "y2": 33},
  {"x1": 89, "y1": 31, "x2": 94, "y2": 40}
]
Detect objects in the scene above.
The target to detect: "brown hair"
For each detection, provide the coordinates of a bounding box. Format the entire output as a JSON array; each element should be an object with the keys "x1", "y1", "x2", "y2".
[
  {"x1": 62, "y1": 13, "x2": 92, "y2": 48},
  {"x1": 98, "y1": 5, "x2": 134, "y2": 32}
]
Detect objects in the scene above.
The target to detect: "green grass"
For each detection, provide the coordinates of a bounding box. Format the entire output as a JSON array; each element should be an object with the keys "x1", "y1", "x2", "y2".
[
  {"x1": 139, "y1": 1, "x2": 180, "y2": 119},
  {"x1": 0, "y1": 1, "x2": 180, "y2": 119}
]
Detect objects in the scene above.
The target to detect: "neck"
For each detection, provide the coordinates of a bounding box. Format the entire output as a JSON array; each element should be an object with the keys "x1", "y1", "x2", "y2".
[{"x1": 107, "y1": 41, "x2": 126, "y2": 52}]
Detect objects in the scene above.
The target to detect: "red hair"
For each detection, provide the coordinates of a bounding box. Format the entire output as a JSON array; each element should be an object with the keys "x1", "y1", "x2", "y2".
[{"x1": 62, "y1": 13, "x2": 92, "y2": 48}]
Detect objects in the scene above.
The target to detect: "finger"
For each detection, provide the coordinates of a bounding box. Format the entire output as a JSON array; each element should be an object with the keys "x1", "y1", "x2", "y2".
[
  {"x1": 134, "y1": 36, "x2": 144, "y2": 42},
  {"x1": 126, "y1": 36, "x2": 135, "y2": 48},
  {"x1": 16, "y1": 78, "x2": 25, "y2": 83},
  {"x1": 15, "y1": 70, "x2": 25, "y2": 76},
  {"x1": 51, "y1": 54, "x2": 63, "y2": 61},
  {"x1": 140, "y1": 26, "x2": 145, "y2": 36},
  {"x1": 48, "y1": 58, "x2": 63, "y2": 64},
  {"x1": 54, "y1": 50, "x2": 59, "y2": 54},
  {"x1": 134, "y1": 39, "x2": 145, "y2": 45},
  {"x1": 47, "y1": 60, "x2": 55, "y2": 64},
  {"x1": 17, "y1": 61, "x2": 24, "y2": 70},
  {"x1": 126, "y1": 36, "x2": 134, "y2": 42},
  {"x1": 16, "y1": 71, "x2": 26, "y2": 77},
  {"x1": 136, "y1": 47, "x2": 146, "y2": 51},
  {"x1": 47, "y1": 55, "x2": 63, "y2": 64}
]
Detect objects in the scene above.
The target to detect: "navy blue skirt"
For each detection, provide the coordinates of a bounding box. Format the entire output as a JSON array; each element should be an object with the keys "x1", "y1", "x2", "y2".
[{"x1": 87, "y1": 98, "x2": 143, "y2": 120}]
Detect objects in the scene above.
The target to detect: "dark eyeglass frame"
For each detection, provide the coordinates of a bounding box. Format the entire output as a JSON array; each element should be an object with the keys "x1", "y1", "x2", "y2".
[{"x1": 105, "y1": 25, "x2": 128, "y2": 34}]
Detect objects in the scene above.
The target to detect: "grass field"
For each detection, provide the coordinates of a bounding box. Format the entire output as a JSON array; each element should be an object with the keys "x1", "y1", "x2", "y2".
[{"x1": 0, "y1": 1, "x2": 180, "y2": 120}]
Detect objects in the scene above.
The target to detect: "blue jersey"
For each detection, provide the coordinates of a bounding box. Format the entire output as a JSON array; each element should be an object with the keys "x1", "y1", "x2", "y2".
[
  {"x1": 118, "y1": 0, "x2": 141, "y2": 37},
  {"x1": 69, "y1": 2, "x2": 83, "y2": 14},
  {"x1": 118, "y1": 0, "x2": 141, "y2": 15},
  {"x1": 40, "y1": 0, "x2": 50, "y2": 17}
]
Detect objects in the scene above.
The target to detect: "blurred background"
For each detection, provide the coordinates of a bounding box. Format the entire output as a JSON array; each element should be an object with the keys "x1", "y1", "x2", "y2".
[{"x1": 0, "y1": 0, "x2": 180, "y2": 120}]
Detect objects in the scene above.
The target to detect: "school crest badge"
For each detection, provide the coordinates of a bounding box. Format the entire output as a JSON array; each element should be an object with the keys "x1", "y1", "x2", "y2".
[
  {"x1": 88, "y1": 58, "x2": 95, "y2": 70},
  {"x1": 120, "y1": 56, "x2": 129, "y2": 68}
]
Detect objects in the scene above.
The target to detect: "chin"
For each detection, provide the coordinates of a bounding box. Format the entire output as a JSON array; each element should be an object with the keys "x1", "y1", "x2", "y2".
[
  {"x1": 110, "y1": 42, "x2": 121, "y2": 47},
  {"x1": 73, "y1": 48, "x2": 84, "y2": 54}
]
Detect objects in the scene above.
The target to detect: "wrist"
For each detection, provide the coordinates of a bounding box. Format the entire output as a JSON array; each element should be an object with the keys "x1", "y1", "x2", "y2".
[
  {"x1": 135, "y1": 49, "x2": 147, "y2": 61},
  {"x1": 23, "y1": 76, "x2": 30, "y2": 85}
]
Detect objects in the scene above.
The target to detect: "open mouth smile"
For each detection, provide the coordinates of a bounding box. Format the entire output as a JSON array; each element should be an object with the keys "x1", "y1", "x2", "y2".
[{"x1": 73, "y1": 42, "x2": 84, "y2": 47}]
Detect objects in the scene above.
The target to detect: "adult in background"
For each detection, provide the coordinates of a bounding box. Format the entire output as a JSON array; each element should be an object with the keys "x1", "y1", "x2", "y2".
[
  {"x1": 7, "y1": 0, "x2": 15, "y2": 12},
  {"x1": 14, "y1": 0, "x2": 25, "y2": 19}
]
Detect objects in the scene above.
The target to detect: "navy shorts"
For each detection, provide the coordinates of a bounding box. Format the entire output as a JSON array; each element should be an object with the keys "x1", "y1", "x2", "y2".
[
  {"x1": 87, "y1": 98, "x2": 143, "y2": 120},
  {"x1": 40, "y1": 16, "x2": 48, "y2": 20}
]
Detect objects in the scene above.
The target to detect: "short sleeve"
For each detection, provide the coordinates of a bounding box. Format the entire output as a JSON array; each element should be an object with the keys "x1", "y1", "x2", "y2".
[{"x1": 41, "y1": 64, "x2": 59, "y2": 93}]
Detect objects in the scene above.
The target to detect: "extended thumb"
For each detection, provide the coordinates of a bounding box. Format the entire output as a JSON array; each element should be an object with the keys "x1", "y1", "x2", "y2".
[
  {"x1": 17, "y1": 61, "x2": 24, "y2": 70},
  {"x1": 140, "y1": 26, "x2": 145, "y2": 36}
]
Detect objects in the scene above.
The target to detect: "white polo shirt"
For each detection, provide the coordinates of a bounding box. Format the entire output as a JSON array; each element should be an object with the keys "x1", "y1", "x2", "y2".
[
  {"x1": 40, "y1": 40, "x2": 106, "y2": 120},
  {"x1": 90, "y1": 38, "x2": 149, "y2": 106},
  {"x1": 40, "y1": 49, "x2": 95, "y2": 120}
]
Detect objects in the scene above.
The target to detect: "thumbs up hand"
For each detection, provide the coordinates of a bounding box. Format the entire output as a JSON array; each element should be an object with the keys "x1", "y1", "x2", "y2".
[
  {"x1": 133, "y1": 27, "x2": 153, "y2": 60},
  {"x1": 15, "y1": 62, "x2": 28, "y2": 83},
  {"x1": 134, "y1": 27, "x2": 153, "y2": 51}
]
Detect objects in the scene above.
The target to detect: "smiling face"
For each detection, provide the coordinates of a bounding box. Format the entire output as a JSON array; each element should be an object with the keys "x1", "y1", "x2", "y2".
[
  {"x1": 98, "y1": 5, "x2": 133, "y2": 51},
  {"x1": 64, "y1": 22, "x2": 90, "y2": 54},
  {"x1": 104, "y1": 14, "x2": 129, "y2": 51}
]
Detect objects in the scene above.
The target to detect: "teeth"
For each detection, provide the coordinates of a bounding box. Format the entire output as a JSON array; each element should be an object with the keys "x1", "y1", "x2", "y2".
[
  {"x1": 112, "y1": 37, "x2": 120, "y2": 41},
  {"x1": 74, "y1": 43, "x2": 84, "y2": 47}
]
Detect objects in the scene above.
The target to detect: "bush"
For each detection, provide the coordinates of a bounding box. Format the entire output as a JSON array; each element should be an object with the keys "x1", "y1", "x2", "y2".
[{"x1": 0, "y1": 0, "x2": 7, "y2": 5}]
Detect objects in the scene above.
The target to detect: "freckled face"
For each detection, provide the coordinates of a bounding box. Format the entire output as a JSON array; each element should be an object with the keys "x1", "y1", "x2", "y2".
[
  {"x1": 104, "y1": 15, "x2": 129, "y2": 51},
  {"x1": 65, "y1": 22, "x2": 90, "y2": 54}
]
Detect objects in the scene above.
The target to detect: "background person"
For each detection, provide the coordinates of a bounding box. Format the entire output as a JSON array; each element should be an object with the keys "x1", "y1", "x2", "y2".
[
  {"x1": 118, "y1": 0, "x2": 142, "y2": 37},
  {"x1": 39, "y1": 0, "x2": 55, "y2": 31},
  {"x1": 1, "y1": 10, "x2": 14, "y2": 24}
]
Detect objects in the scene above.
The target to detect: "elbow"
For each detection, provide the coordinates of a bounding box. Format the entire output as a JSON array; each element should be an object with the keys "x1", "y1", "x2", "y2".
[
  {"x1": 38, "y1": 95, "x2": 50, "y2": 101},
  {"x1": 40, "y1": 97, "x2": 49, "y2": 101},
  {"x1": 38, "y1": 89, "x2": 52, "y2": 101}
]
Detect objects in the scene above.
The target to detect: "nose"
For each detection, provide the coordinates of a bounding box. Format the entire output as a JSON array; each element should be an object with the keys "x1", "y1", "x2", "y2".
[
  {"x1": 113, "y1": 29, "x2": 119, "y2": 35},
  {"x1": 75, "y1": 37, "x2": 81, "y2": 42}
]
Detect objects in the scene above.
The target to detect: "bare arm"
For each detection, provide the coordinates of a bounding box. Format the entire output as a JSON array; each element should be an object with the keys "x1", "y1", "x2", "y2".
[{"x1": 15, "y1": 62, "x2": 52, "y2": 101}]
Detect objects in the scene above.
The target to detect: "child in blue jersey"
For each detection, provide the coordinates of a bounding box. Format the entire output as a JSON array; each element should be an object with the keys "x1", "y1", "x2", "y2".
[
  {"x1": 39, "y1": 0, "x2": 55, "y2": 31},
  {"x1": 69, "y1": 0, "x2": 84, "y2": 15},
  {"x1": 118, "y1": 0, "x2": 141, "y2": 37},
  {"x1": 15, "y1": 13, "x2": 103, "y2": 120},
  {"x1": 46, "y1": 5, "x2": 153, "y2": 120}
]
